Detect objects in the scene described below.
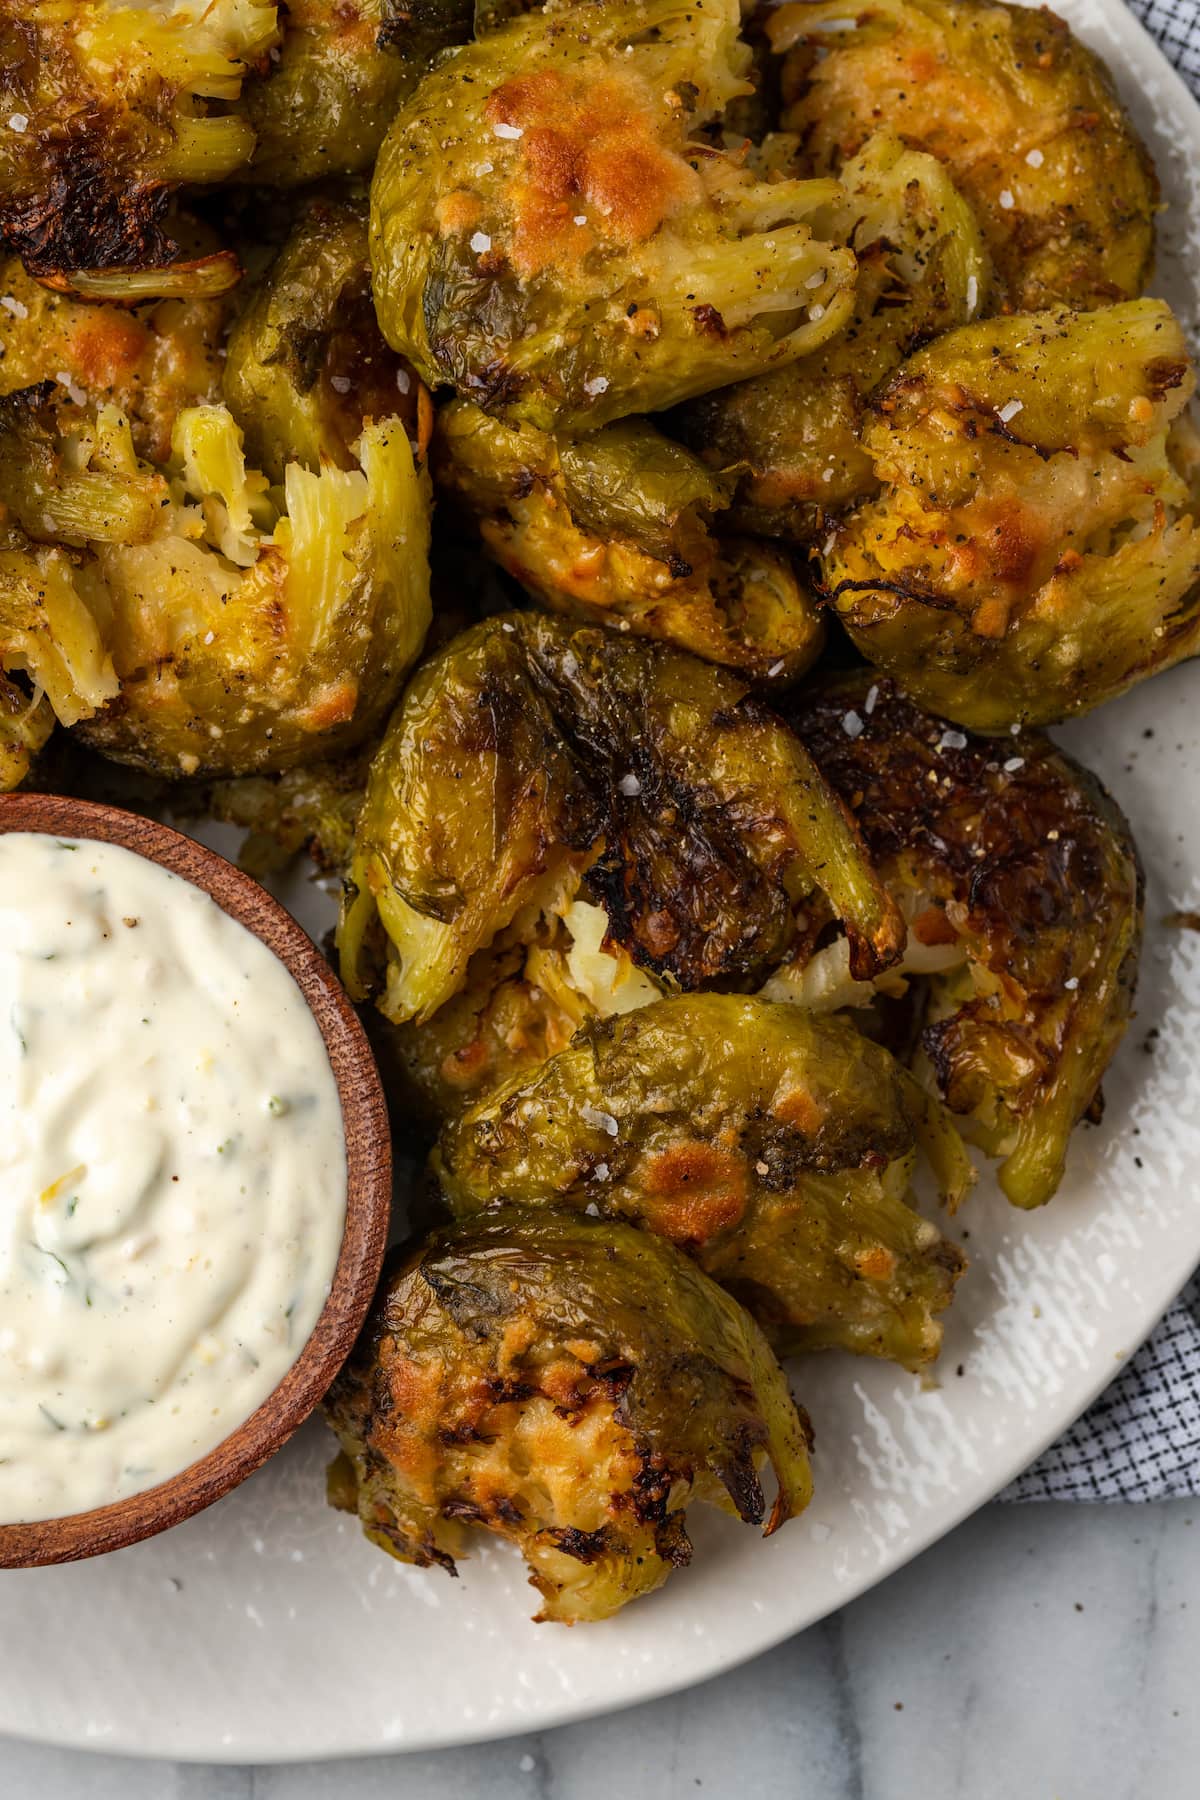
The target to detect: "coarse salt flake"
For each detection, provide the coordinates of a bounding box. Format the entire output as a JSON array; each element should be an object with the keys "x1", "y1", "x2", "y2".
[
  {"x1": 0, "y1": 295, "x2": 28, "y2": 319},
  {"x1": 7, "y1": 113, "x2": 27, "y2": 133},
  {"x1": 594, "y1": 1163, "x2": 610, "y2": 1181},
  {"x1": 618, "y1": 772, "x2": 642, "y2": 797},
  {"x1": 997, "y1": 399, "x2": 1024, "y2": 424},
  {"x1": 395, "y1": 369, "x2": 411, "y2": 393},
  {"x1": 938, "y1": 728, "x2": 968, "y2": 751},
  {"x1": 56, "y1": 370, "x2": 87, "y2": 405},
  {"x1": 583, "y1": 375, "x2": 609, "y2": 396},
  {"x1": 573, "y1": 214, "x2": 587, "y2": 226},
  {"x1": 841, "y1": 710, "x2": 864, "y2": 738},
  {"x1": 469, "y1": 230, "x2": 492, "y2": 254},
  {"x1": 809, "y1": 302, "x2": 826, "y2": 322},
  {"x1": 767, "y1": 659, "x2": 786, "y2": 678},
  {"x1": 999, "y1": 189, "x2": 1014, "y2": 210},
  {"x1": 1003, "y1": 756, "x2": 1024, "y2": 772},
  {"x1": 1064, "y1": 977, "x2": 1080, "y2": 990},
  {"x1": 492, "y1": 121, "x2": 523, "y2": 139},
  {"x1": 805, "y1": 270, "x2": 826, "y2": 289},
  {"x1": 966, "y1": 274, "x2": 979, "y2": 316},
  {"x1": 329, "y1": 375, "x2": 351, "y2": 394},
  {"x1": 1025, "y1": 148, "x2": 1044, "y2": 168},
  {"x1": 865, "y1": 684, "x2": 879, "y2": 714},
  {"x1": 580, "y1": 1103, "x2": 619, "y2": 1137}
]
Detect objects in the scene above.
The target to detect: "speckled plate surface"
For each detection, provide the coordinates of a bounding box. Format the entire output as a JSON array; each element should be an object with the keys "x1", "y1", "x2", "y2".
[{"x1": 4, "y1": 0, "x2": 1200, "y2": 1763}]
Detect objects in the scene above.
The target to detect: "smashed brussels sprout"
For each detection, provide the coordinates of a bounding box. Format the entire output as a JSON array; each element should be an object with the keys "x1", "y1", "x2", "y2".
[
  {"x1": 769, "y1": 0, "x2": 1157, "y2": 313},
  {"x1": 324, "y1": 1208, "x2": 813, "y2": 1621},
  {"x1": 223, "y1": 200, "x2": 428, "y2": 484},
  {"x1": 369, "y1": 0, "x2": 857, "y2": 432},
  {"x1": 0, "y1": 241, "x2": 232, "y2": 464},
  {"x1": 338, "y1": 611, "x2": 903, "y2": 1024},
  {"x1": 379, "y1": 939, "x2": 581, "y2": 1127},
  {"x1": 790, "y1": 675, "x2": 1143, "y2": 1209},
  {"x1": 0, "y1": 388, "x2": 431, "y2": 777},
  {"x1": 669, "y1": 133, "x2": 990, "y2": 542},
  {"x1": 822, "y1": 301, "x2": 1200, "y2": 729},
  {"x1": 237, "y1": 0, "x2": 473, "y2": 187},
  {"x1": 433, "y1": 400, "x2": 824, "y2": 681},
  {"x1": 0, "y1": 0, "x2": 277, "y2": 284},
  {"x1": 434, "y1": 993, "x2": 965, "y2": 1368}
]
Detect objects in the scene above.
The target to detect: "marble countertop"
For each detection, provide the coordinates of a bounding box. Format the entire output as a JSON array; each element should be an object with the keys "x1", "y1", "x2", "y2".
[{"x1": 2, "y1": 1498, "x2": 1195, "y2": 1799}]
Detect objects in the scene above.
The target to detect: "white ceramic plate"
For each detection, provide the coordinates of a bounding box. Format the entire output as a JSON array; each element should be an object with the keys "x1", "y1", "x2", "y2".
[{"x1": 4, "y1": 0, "x2": 1200, "y2": 1762}]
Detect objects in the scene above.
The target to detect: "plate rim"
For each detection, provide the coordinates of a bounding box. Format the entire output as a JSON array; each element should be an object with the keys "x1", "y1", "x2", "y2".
[{"x1": 3, "y1": 0, "x2": 1200, "y2": 1762}]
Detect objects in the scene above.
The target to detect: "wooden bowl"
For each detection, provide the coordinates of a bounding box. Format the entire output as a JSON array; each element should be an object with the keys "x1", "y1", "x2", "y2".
[{"x1": 0, "y1": 792, "x2": 391, "y2": 1569}]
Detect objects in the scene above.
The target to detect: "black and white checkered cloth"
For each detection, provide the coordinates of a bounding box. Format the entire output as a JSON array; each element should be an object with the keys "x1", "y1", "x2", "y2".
[
  {"x1": 1005, "y1": 1275, "x2": 1200, "y2": 1500},
  {"x1": 1126, "y1": 0, "x2": 1200, "y2": 91},
  {"x1": 1000, "y1": 1, "x2": 1200, "y2": 1504}
]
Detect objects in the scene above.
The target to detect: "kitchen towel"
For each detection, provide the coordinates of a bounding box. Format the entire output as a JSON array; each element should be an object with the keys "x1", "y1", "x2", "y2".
[
  {"x1": 1004, "y1": 1275, "x2": 1200, "y2": 1500},
  {"x1": 1127, "y1": 0, "x2": 1200, "y2": 90}
]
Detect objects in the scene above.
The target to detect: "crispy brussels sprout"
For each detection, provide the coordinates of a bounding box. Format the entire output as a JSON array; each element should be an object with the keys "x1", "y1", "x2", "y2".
[
  {"x1": 338, "y1": 611, "x2": 903, "y2": 1023},
  {"x1": 822, "y1": 302, "x2": 1200, "y2": 729},
  {"x1": 377, "y1": 939, "x2": 580, "y2": 1126},
  {"x1": 789, "y1": 674, "x2": 1143, "y2": 1209},
  {"x1": 237, "y1": 0, "x2": 473, "y2": 187},
  {"x1": 223, "y1": 200, "x2": 428, "y2": 484},
  {"x1": 769, "y1": 0, "x2": 1157, "y2": 313},
  {"x1": 374, "y1": 894, "x2": 667, "y2": 1124},
  {"x1": 369, "y1": 0, "x2": 857, "y2": 432},
  {"x1": 433, "y1": 400, "x2": 824, "y2": 681},
  {"x1": 0, "y1": 242, "x2": 232, "y2": 464},
  {"x1": 0, "y1": 0, "x2": 277, "y2": 283},
  {"x1": 0, "y1": 387, "x2": 431, "y2": 776},
  {"x1": 668, "y1": 133, "x2": 990, "y2": 542},
  {"x1": 0, "y1": 520, "x2": 118, "y2": 787},
  {"x1": 434, "y1": 994, "x2": 965, "y2": 1367},
  {"x1": 325, "y1": 1208, "x2": 813, "y2": 1621}
]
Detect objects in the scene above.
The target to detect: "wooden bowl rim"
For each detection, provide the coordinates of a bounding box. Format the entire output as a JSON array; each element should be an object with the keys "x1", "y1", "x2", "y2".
[{"x1": 0, "y1": 791, "x2": 390, "y2": 1569}]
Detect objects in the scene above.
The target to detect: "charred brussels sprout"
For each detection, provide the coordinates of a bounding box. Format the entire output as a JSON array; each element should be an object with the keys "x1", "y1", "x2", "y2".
[
  {"x1": 434, "y1": 994, "x2": 965, "y2": 1368},
  {"x1": 368, "y1": 0, "x2": 857, "y2": 432},
  {"x1": 790, "y1": 674, "x2": 1143, "y2": 1209},
  {"x1": 0, "y1": 387, "x2": 431, "y2": 777},
  {"x1": 324, "y1": 1208, "x2": 813, "y2": 1621},
  {"x1": 223, "y1": 200, "x2": 428, "y2": 484},
  {"x1": 769, "y1": 0, "x2": 1157, "y2": 313},
  {"x1": 237, "y1": 0, "x2": 473, "y2": 188},
  {"x1": 822, "y1": 302, "x2": 1200, "y2": 730},
  {"x1": 669, "y1": 133, "x2": 990, "y2": 542},
  {"x1": 0, "y1": 243, "x2": 232, "y2": 464},
  {"x1": 433, "y1": 400, "x2": 824, "y2": 681},
  {"x1": 0, "y1": 0, "x2": 277, "y2": 285},
  {"x1": 338, "y1": 611, "x2": 903, "y2": 1024}
]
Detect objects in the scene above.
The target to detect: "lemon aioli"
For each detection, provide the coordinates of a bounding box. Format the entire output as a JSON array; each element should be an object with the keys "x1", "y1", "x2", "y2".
[{"x1": 0, "y1": 833, "x2": 347, "y2": 1523}]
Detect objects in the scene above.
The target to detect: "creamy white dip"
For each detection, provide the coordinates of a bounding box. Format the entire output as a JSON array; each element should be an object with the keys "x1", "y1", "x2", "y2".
[{"x1": 0, "y1": 833, "x2": 347, "y2": 1523}]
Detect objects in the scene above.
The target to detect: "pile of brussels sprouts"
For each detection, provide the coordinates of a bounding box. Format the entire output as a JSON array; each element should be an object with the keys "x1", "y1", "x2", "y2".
[{"x1": 0, "y1": 0, "x2": 1186, "y2": 1619}]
